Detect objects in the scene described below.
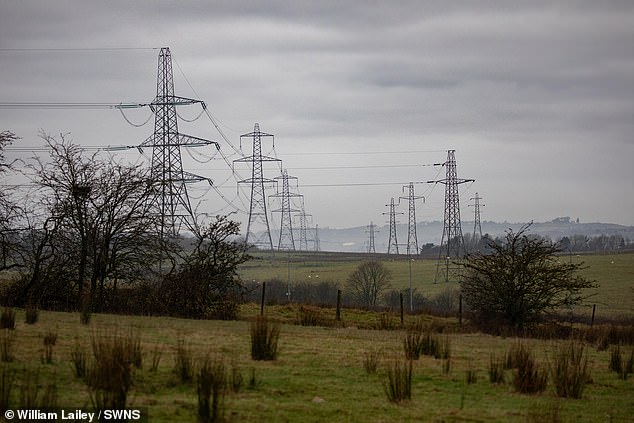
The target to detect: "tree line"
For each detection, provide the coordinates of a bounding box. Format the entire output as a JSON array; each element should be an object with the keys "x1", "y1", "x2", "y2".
[{"x1": 0, "y1": 131, "x2": 250, "y2": 319}]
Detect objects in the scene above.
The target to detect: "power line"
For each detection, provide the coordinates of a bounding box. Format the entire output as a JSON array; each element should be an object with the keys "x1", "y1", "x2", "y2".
[{"x1": 0, "y1": 47, "x2": 158, "y2": 52}]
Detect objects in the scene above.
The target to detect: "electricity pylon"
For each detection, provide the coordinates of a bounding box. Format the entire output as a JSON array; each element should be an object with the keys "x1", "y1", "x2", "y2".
[
  {"x1": 315, "y1": 225, "x2": 321, "y2": 251},
  {"x1": 233, "y1": 123, "x2": 280, "y2": 251},
  {"x1": 295, "y1": 200, "x2": 312, "y2": 251},
  {"x1": 399, "y1": 182, "x2": 424, "y2": 255},
  {"x1": 383, "y1": 197, "x2": 402, "y2": 255},
  {"x1": 428, "y1": 150, "x2": 474, "y2": 283},
  {"x1": 270, "y1": 169, "x2": 302, "y2": 251},
  {"x1": 470, "y1": 192, "x2": 485, "y2": 239},
  {"x1": 135, "y1": 47, "x2": 219, "y2": 239},
  {"x1": 366, "y1": 221, "x2": 377, "y2": 254}
]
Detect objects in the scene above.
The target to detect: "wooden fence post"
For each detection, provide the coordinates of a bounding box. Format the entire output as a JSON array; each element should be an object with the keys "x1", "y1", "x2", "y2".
[
  {"x1": 458, "y1": 294, "x2": 463, "y2": 326},
  {"x1": 399, "y1": 293, "x2": 404, "y2": 325},
  {"x1": 336, "y1": 289, "x2": 342, "y2": 322},
  {"x1": 260, "y1": 282, "x2": 266, "y2": 317}
]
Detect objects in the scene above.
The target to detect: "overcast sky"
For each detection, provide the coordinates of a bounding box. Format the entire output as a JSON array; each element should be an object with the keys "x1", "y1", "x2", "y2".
[{"x1": 1, "y1": 1, "x2": 633, "y2": 234}]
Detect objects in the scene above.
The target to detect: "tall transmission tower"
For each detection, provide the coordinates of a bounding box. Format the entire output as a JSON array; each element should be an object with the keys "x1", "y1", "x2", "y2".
[
  {"x1": 399, "y1": 182, "x2": 424, "y2": 255},
  {"x1": 138, "y1": 47, "x2": 219, "y2": 239},
  {"x1": 428, "y1": 150, "x2": 475, "y2": 283},
  {"x1": 383, "y1": 197, "x2": 402, "y2": 255},
  {"x1": 270, "y1": 169, "x2": 302, "y2": 251},
  {"x1": 233, "y1": 123, "x2": 280, "y2": 251},
  {"x1": 470, "y1": 192, "x2": 485, "y2": 239},
  {"x1": 366, "y1": 221, "x2": 377, "y2": 254},
  {"x1": 315, "y1": 225, "x2": 321, "y2": 251},
  {"x1": 295, "y1": 201, "x2": 312, "y2": 251}
]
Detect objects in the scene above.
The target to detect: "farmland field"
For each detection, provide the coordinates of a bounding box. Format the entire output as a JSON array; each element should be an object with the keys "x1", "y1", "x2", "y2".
[
  {"x1": 1, "y1": 307, "x2": 633, "y2": 422},
  {"x1": 0, "y1": 251, "x2": 632, "y2": 422},
  {"x1": 239, "y1": 250, "x2": 634, "y2": 319}
]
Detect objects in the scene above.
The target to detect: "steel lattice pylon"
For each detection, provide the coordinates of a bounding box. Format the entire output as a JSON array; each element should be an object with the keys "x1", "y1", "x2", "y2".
[
  {"x1": 142, "y1": 47, "x2": 218, "y2": 239},
  {"x1": 295, "y1": 201, "x2": 312, "y2": 251},
  {"x1": 384, "y1": 197, "x2": 402, "y2": 254},
  {"x1": 470, "y1": 192, "x2": 484, "y2": 239},
  {"x1": 400, "y1": 182, "x2": 424, "y2": 255},
  {"x1": 429, "y1": 150, "x2": 474, "y2": 283},
  {"x1": 270, "y1": 169, "x2": 302, "y2": 251},
  {"x1": 233, "y1": 123, "x2": 280, "y2": 251},
  {"x1": 366, "y1": 221, "x2": 377, "y2": 254},
  {"x1": 314, "y1": 224, "x2": 321, "y2": 252}
]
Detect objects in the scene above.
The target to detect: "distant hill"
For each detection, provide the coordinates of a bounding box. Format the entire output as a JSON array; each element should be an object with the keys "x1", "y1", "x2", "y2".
[{"x1": 309, "y1": 218, "x2": 634, "y2": 253}]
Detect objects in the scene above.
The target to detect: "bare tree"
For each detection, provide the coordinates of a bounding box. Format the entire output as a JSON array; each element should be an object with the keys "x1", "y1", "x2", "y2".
[
  {"x1": 20, "y1": 133, "x2": 159, "y2": 310},
  {"x1": 0, "y1": 131, "x2": 22, "y2": 272},
  {"x1": 346, "y1": 260, "x2": 392, "y2": 307},
  {"x1": 158, "y1": 215, "x2": 251, "y2": 319},
  {"x1": 460, "y1": 224, "x2": 597, "y2": 330}
]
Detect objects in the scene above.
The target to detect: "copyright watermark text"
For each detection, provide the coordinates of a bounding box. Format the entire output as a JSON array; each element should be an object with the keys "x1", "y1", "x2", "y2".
[{"x1": 3, "y1": 408, "x2": 145, "y2": 422}]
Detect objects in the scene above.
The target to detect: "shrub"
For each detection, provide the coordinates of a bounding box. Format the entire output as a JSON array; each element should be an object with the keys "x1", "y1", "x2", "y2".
[
  {"x1": 0, "y1": 308, "x2": 15, "y2": 330},
  {"x1": 384, "y1": 359, "x2": 412, "y2": 403},
  {"x1": 174, "y1": 340, "x2": 194, "y2": 383},
  {"x1": 229, "y1": 362, "x2": 243, "y2": 394},
  {"x1": 250, "y1": 316, "x2": 280, "y2": 361},
  {"x1": 41, "y1": 329, "x2": 57, "y2": 364},
  {"x1": 609, "y1": 344, "x2": 633, "y2": 380},
  {"x1": 296, "y1": 306, "x2": 322, "y2": 327},
  {"x1": 197, "y1": 356, "x2": 226, "y2": 423},
  {"x1": 150, "y1": 346, "x2": 162, "y2": 372},
  {"x1": 461, "y1": 225, "x2": 596, "y2": 331},
  {"x1": 363, "y1": 349, "x2": 381, "y2": 374},
  {"x1": 505, "y1": 339, "x2": 530, "y2": 370},
  {"x1": 25, "y1": 305, "x2": 39, "y2": 325},
  {"x1": 70, "y1": 340, "x2": 87, "y2": 379},
  {"x1": 489, "y1": 353, "x2": 505, "y2": 384},
  {"x1": 87, "y1": 332, "x2": 135, "y2": 411},
  {"x1": 0, "y1": 364, "x2": 14, "y2": 412},
  {"x1": 0, "y1": 330, "x2": 15, "y2": 363},
  {"x1": 551, "y1": 340, "x2": 590, "y2": 398},
  {"x1": 511, "y1": 347, "x2": 547, "y2": 394},
  {"x1": 19, "y1": 368, "x2": 58, "y2": 410},
  {"x1": 376, "y1": 312, "x2": 397, "y2": 331},
  {"x1": 465, "y1": 360, "x2": 477, "y2": 384},
  {"x1": 403, "y1": 329, "x2": 423, "y2": 360}
]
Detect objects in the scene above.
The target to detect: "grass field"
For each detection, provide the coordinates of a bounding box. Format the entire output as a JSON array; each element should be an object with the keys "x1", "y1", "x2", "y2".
[
  {"x1": 1, "y1": 308, "x2": 633, "y2": 422},
  {"x1": 240, "y1": 250, "x2": 634, "y2": 319},
  {"x1": 0, "y1": 251, "x2": 632, "y2": 422}
]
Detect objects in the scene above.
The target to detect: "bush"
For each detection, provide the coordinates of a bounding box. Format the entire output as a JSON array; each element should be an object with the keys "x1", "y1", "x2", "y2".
[
  {"x1": 174, "y1": 340, "x2": 194, "y2": 383},
  {"x1": 197, "y1": 356, "x2": 226, "y2": 423},
  {"x1": 25, "y1": 305, "x2": 39, "y2": 325},
  {"x1": 250, "y1": 316, "x2": 280, "y2": 361},
  {"x1": 41, "y1": 329, "x2": 57, "y2": 364},
  {"x1": 363, "y1": 349, "x2": 381, "y2": 374},
  {"x1": 552, "y1": 340, "x2": 590, "y2": 398},
  {"x1": 489, "y1": 353, "x2": 505, "y2": 384},
  {"x1": 511, "y1": 346, "x2": 547, "y2": 394},
  {"x1": 0, "y1": 308, "x2": 15, "y2": 330},
  {"x1": 461, "y1": 225, "x2": 597, "y2": 331},
  {"x1": 0, "y1": 330, "x2": 15, "y2": 363},
  {"x1": 86, "y1": 331, "x2": 136, "y2": 410},
  {"x1": 0, "y1": 364, "x2": 14, "y2": 412},
  {"x1": 384, "y1": 359, "x2": 412, "y2": 403},
  {"x1": 70, "y1": 339, "x2": 87, "y2": 379},
  {"x1": 296, "y1": 306, "x2": 322, "y2": 327}
]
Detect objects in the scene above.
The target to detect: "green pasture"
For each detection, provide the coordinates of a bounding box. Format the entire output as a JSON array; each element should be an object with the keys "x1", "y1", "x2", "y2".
[
  {"x1": 1, "y1": 308, "x2": 633, "y2": 422},
  {"x1": 239, "y1": 251, "x2": 634, "y2": 319}
]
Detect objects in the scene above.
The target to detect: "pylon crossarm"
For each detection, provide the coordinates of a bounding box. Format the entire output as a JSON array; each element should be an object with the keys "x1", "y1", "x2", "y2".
[
  {"x1": 150, "y1": 96, "x2": 204, "y2": 107},
  {"x1": 138, "y1": 133, "x2": 219, "y2": 148}
]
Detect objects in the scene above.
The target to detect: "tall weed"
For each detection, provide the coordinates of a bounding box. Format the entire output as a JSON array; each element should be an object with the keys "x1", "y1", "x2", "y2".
[
  {"x1": 384, "y1": 359, "x2": 412, "y2": 403},
  {"x1": 250, "y1": 316, "x2": 280, "y2": 361},
  {"x1": 551, "y1": 340, "x2": 590, "y2": 398}
]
